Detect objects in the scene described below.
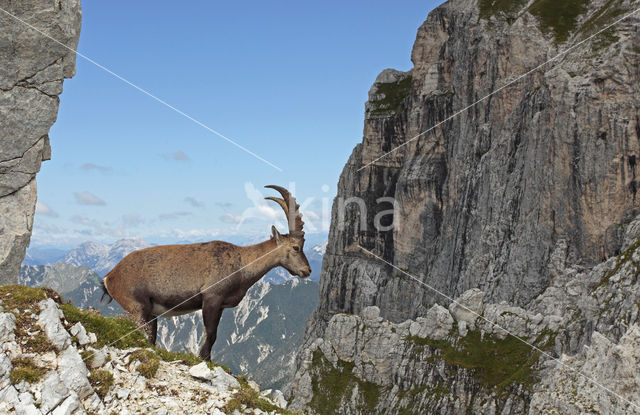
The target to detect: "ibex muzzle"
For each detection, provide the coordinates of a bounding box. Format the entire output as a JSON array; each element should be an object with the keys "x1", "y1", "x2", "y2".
[{"x1": 101, "y1": 185, "x2": 311, "y2": 360}]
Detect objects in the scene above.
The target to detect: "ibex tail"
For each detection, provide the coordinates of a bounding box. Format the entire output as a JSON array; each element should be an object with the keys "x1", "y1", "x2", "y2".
[{"x1": 100, "y1": 279, "x2": 113, "y2": 305}]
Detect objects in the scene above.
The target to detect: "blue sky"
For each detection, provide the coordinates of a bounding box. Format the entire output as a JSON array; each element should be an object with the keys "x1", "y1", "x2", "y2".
[{"x1": 33, "y1": 0, "x2": 442, "y2": 248}]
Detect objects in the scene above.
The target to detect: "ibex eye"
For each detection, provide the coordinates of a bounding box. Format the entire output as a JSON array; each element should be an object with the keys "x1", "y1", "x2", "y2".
[{"x1": 293, "y1": 246, "x2": 300, "y2": 252}]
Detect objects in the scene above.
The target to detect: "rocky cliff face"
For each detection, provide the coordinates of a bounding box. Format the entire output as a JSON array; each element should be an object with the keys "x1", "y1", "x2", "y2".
[
  {"x1": 289, "y1": 214, "x2": 640, "y2": 414},
  {"x1": 313, "y1": 0, "x2": 640, "y2": 327},
  {"x1": 289, "y1": 0, "x2": 640, "y2": 413},
  {"x1": 0, "y1": 0, "x2": 81, "y2": 285}
]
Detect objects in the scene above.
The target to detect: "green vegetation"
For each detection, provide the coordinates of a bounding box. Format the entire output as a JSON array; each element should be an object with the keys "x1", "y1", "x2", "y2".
[
  {"x1": 407, "y1": 329, "x2": 555, "y2": 395},
  {"x1": 129, "y1": 349, "x2": 160, "y2": 378},
  {"x1": 370, "y1": 76, "x2": 412, "y2": 115},
  {"x1": 0, "y1": 285, "x2": 49, "y2": 310},
  {"x1": 397, "y1": 382, "x2": 451, "y2": 413},
  {"x1": 0, "y1": 286, "x2": 243, "y2": 399},
  {"x1": 594, "y1": 237, "x2": 640, "y2": 290},
  {"x1": 577, "y1": 0, "x2": 626, "y2": 38},
  {"x1": 591, "y1": 27, "x2": 620, "y2": 51},
  {"x1": 0, "y1": 286, "x2": 59, "y2": 354},
  {"x1": 59, "y1": 303, "x2": 148, "y2": 349},
  {"x1": 478, "y1": 0, "x2": 527, "y2": 20},
  {"x1": 89, "y1": 369, "x2": 114, "y2": 399},
  {"x1": 10, "y1": 356, "x2": 46, "y2": 384},
  {"x1": 529, "y1": 0, "x2": 589, "y2": 43},
  {"x1": 24, "y1": 332, "x2": 57, "y2": 353},
  {"x1": 308, "y1": 349, "x2": 380, "y2": 414},
  {"x1": 152, "y1": 348, "x2": 231, "y2": 373},
  {"x1": 576, "y1": 0, "x2": 626, "y2": 51},
  {"x1": 223, "y1": 387, "x2": 278, "y2": 413},
  {"x1": 223, "y1": 385, "x2": 300, "y2": 415}
]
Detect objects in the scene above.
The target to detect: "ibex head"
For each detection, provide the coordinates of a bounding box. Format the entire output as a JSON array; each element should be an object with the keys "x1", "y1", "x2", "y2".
[{"x1": 265, "y1": 185, "x2": 311, "y2": 278}]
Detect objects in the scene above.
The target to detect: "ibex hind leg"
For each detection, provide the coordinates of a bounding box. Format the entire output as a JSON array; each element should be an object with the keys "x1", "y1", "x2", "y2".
[
  {"x1": 199, "y1": 298, "x2": 223, "y2": 361},
  {"x1": 121, "y1": 294, "x2": 156, "y2": 345}
]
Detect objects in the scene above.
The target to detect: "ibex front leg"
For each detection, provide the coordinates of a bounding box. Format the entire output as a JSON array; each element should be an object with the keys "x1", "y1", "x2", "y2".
[{"x1": 199, "y1": 295, "x2": 223, "y2": 361}]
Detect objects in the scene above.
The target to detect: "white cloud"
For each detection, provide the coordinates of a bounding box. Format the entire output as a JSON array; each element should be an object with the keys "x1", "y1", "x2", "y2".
[
  {"x1": 74, "y1": 191, "x2": 106, "y2": 206},
  {"x1": 80, "y1": 163, "x2": 112, "y2": 173},
  {"x1": 216, "y1": 202, "x2": 233, "y2": 209},
  {"x1": 170, "y1": 228, "x2": 221, "y2": 240},
  {"x1": 225, "y1": 181, "x2": 291, "y2": 231},
  {"x1": 70, "y1": 214, "x2": 94, "y2": 226},
  {"x1": 122, "y1": 213, "x2": 145, "y2": 227},
  {"x1": 162, "y1": 150, "x2": 190, "y2": 162},
  {"x1": 303, "y1": 209, "x2": 320, "y2": 220},
  {"x1": 220, "y1": 213, "x2": 243, "y2": 224},
  {"x1": 35, "y1": 201, "x2": 58, "y2": 217},
  {"x1": 184, "y1": 197, "x2": 205, "y2": 208},
  {"x1": 158, "y1": 211, "x2": 192, "y2": 221}
]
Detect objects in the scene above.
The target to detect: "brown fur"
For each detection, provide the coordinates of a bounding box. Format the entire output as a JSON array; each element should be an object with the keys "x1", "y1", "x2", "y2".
[{"x1": 103, "y1": 231, "x2": 310, "y2": 360}]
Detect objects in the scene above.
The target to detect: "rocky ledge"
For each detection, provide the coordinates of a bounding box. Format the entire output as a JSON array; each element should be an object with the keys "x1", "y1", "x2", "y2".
[{"x1": 0, "y1": 286, "x2": 292, "y2": 415}]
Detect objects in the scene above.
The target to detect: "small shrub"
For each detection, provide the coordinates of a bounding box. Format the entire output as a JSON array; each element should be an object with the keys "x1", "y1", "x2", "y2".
[
  {"x1": 89, "y1": 369, "x2": 114, "y2": 399},
  {"x1": 129, "y1": 349, "x2": 160, "y2": 378},
  {"x1": 9, "y1": 357, "x2": 46, "y2": 384}
]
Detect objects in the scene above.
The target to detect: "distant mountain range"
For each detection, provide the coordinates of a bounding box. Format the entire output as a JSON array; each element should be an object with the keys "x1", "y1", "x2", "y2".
[
  {"x1": 19, "y1": 262, "x2": 123, "y2": 316},
  {"x1": 21, "y1": 236, "x2": 324, "y2": 389}
]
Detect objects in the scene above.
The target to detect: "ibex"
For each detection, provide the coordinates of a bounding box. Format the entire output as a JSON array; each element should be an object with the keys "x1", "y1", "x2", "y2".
[{"x1": 100, "y1": 185, "x2": 311, "y2": 360}]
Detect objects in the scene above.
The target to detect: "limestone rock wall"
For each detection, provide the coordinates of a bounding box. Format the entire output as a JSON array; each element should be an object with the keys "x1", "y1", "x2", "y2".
[
  {"x1": 289, "y1": 0, "x2": 640, "y2": 413},
  {"x1": 0, "y1": 0, "x2": 81, "y2": 284},
  {"x1": 306, "y1": 0, "x2": 640, "y2": 338},
  {"x1": 288, "y1": 216, "x2": 640, "y2": 414}
]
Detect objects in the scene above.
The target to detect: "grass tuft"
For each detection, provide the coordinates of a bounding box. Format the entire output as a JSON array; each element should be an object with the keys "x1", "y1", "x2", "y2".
[
  {"x1": 89, "y1": 369, "x2": 114, "y2": 399},
  {"x1": 129, "y1": 349, "x2": 160, "y2": 378},
  {"x1": 24, "y1": 332, "x2": 57, "y2": 353},
  {"x1": 9, "y1": 356, "x2": 46, "y2": 384},
  {"x1": 0, "y1": 285, "x2": 48, "y2": 311},
  {"x1": 60, "y1": 303, "x2": 149, "y2": 349},
  {"x1": 223, "y1": 385, "x2": 299, "y2": 415}
]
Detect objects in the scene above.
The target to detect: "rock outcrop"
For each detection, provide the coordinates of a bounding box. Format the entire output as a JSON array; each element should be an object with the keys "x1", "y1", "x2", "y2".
[
  {"x1": 289, "y1": 0, "x2": 640, "y2": 413},
  {"x1": 0, "y1": 0, "x2": 82, "y2": 285},
  {"x1": 0, "y1": 286, "x2": 290, "y2": 414}
]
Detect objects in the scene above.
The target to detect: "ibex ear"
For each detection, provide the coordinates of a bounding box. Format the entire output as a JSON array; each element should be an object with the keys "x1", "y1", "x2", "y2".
[{"x1": 271, "y1": 225, "x2": 282, "y2": 245}]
